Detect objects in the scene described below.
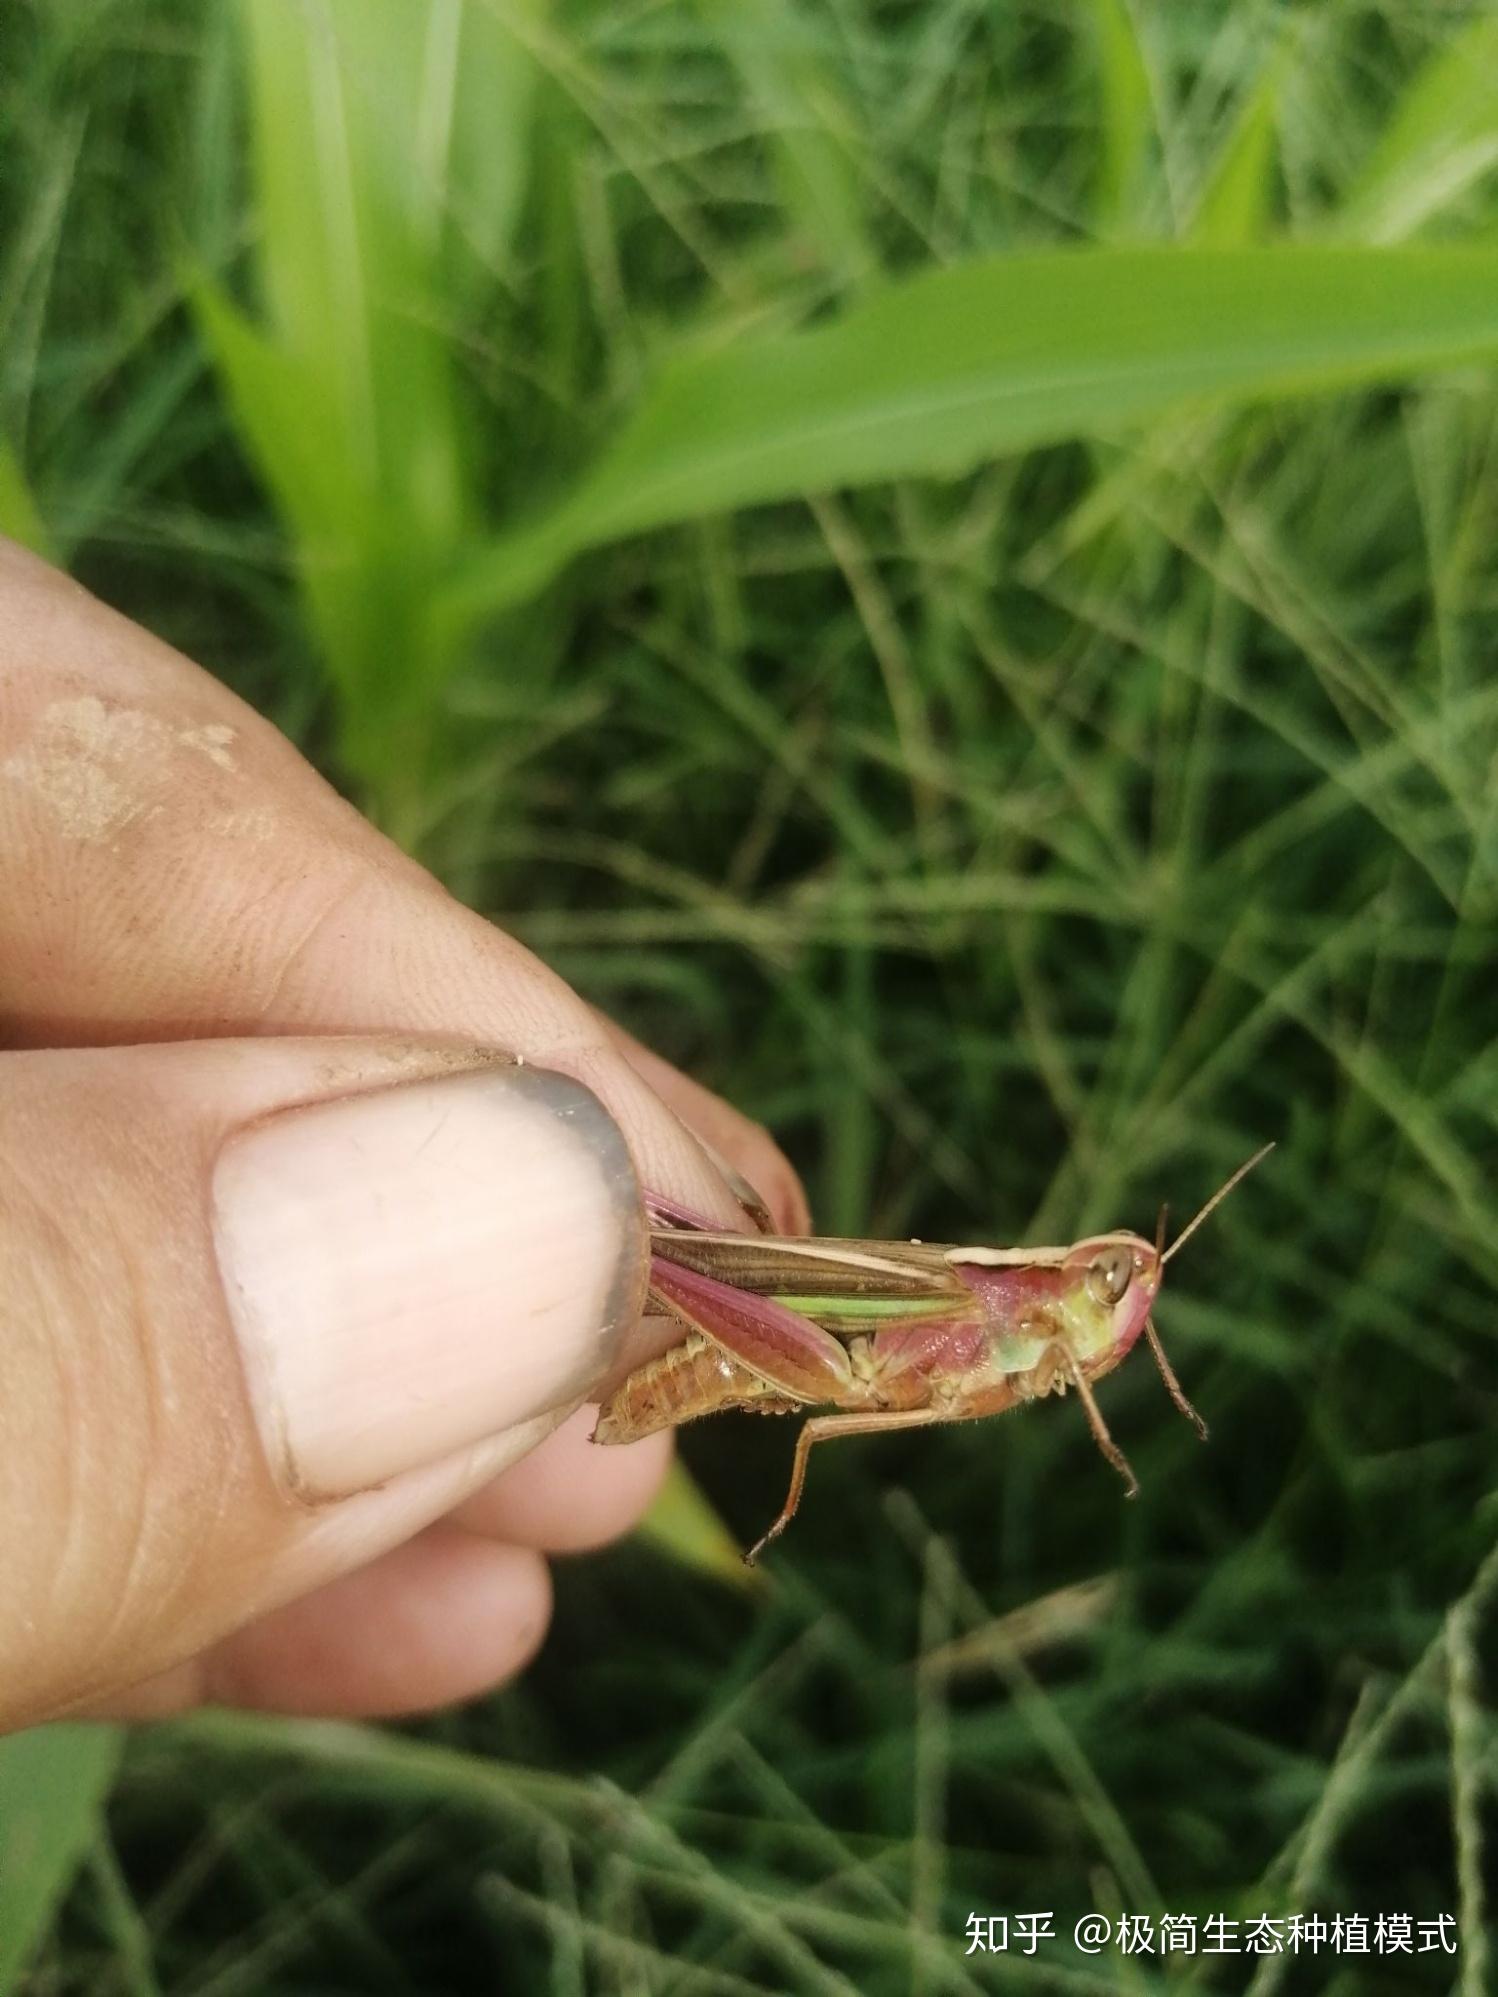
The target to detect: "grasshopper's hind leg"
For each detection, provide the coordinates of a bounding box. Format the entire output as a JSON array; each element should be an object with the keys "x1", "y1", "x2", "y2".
[
  {"x1": 745, "y1": 1407, "x2": 943, "y2": 1565},
  {"x1": 594, "y1": 1257, "x2": 855, "y2": 1446},
  {"x1": 648, "y1": 1255, "x2": 857, "y2": 1401}
]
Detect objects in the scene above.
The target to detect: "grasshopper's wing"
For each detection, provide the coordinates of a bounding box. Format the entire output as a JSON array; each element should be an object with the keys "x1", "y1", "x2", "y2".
[{"x1": 649, "y1": 1227, "x2": 977, "y2": 1343}]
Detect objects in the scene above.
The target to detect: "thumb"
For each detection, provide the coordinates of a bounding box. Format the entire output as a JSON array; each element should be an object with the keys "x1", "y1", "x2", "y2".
[{"x1": 0, "y1": 1037, "x2": 646, "y2": 1730}]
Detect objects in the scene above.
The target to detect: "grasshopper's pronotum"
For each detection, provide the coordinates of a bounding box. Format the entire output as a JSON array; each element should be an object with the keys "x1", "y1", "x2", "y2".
[{"x1": 593, "y1": 1147, "x2": 1272, "y2": 1563}]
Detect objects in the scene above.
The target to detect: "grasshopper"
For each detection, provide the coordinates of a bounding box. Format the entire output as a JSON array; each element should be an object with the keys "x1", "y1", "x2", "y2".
[{"x1": 593, "y1": 1146, "x2": 1272, "y2": 1563}]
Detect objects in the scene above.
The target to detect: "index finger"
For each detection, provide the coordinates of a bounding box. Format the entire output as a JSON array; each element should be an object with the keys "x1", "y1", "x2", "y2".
[{"x1": 0, "y1": 536, "x2": 750, "y2": 1236}]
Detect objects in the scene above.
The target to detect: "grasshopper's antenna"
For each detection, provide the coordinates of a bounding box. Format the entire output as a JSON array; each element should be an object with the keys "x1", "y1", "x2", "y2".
[
  {"x1": 1155, "y1": 1203, "x2": 1169, "y2": 1261},
  {"x1": 1161, "y1": 1142, "x2": 1274, "y2": 1267}
]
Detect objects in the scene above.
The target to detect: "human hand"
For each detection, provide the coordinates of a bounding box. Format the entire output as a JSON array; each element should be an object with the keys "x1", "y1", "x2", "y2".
[{"x1": 0, "y1": 536, "x2": 807, "y2": 1733}]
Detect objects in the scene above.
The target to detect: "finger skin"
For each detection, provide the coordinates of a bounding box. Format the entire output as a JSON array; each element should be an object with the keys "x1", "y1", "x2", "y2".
[
  {"x1": 0, "y1": 537, "x2": 754, "y2": 1238},
  {"x1": 452, "y1": 1404, "x2": 674, "y2": 1552},
  {"x1": 84, "y1": 1413, "x2": 669, "y2": 1720},
  {"x1": 0, "y1": 1037, "x2": 629, "y2": 1730},
  {"x1": 90, "y1": 1530, "x2": 552, "y2": 1720},
  {"x1": 209, "y1": 1529, "x2": 554, "y2": 1718}
]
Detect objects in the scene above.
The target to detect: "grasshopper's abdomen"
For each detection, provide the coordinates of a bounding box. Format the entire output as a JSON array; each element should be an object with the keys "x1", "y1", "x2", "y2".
[{"x1": 593, "y1": 1332, "x2": 799, "y2": 1445}]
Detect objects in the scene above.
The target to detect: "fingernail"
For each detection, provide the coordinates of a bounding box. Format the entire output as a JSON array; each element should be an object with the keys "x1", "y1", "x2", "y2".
[{"x1": 212, "y1": 1064, "x2": 645, "y2": 1499}]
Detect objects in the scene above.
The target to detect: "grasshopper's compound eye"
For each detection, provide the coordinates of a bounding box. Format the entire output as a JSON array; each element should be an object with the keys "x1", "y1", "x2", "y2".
[{"x1": 1087, "y1": 1246, "x2": 1133, "y2": 1309}]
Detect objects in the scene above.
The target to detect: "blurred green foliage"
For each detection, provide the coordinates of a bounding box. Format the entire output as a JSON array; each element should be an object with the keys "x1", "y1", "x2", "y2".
[{"x1": 3, "y1": 0, "x2": 1497, "y2": 1990}]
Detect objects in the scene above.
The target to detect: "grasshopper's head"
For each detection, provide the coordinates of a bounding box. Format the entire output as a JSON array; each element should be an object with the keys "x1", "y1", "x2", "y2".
[
  {"x1": 1055, "y1": 1231, "x2": 1162, "y2": 1381},
  {"x1": 950, "y1": 1230, "x2": 1162, "y2": 1385},
  {"x1": 955, "y1": 1146, "x2": 1272, "y2": 1496},
  {"x1": 1049, "y1": 1145, "x2": 1275, "y2": 1485},
  {"x1": 952, "y1": 1228, "x2": 1178, "y2": 1499}
]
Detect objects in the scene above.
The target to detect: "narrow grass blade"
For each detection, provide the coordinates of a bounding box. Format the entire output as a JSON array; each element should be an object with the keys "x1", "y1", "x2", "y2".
[
  {"x1": 441, "y1": 243, "x2": 1498, "y2": 630},
  {"x1": 639, "y1": 1458, "x2": 761, "y2": 1590},
  {"x1": 715, "y1": 0, "x2": 872, "y2": 288},
  {"x1": 0, "y1": 438, "x2": 51, "y2": 559},
  {"x1": 1087, "y1": 0, "x2": 1155, "y2": 231},
  {"x1": 1189, "y1": 74, "x2": 1279, "y2": 246},
  {"x1": 0, "y1": 1724, "x2": 124, "y2": 1993}
]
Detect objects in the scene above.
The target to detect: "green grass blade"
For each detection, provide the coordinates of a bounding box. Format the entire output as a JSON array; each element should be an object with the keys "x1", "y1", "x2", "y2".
[
  {"x1": 714, "y1": 0, "x2": 873, "y2": 287},
  {"x1": 442, "y1": 0, "x2": 547, "y2": 295},
  {"x1": 1087, "y1": 0, "x2": 1155, "y2": 231},
  {"x1": 237, "y1": 0, "x2": 462, "y2": 530},
  {"x1": 1188, "y1": 74, "x2": 1279, "y2": 246},
  {"x1": 639, "y1": 1458, "x2": 761, "y2": 1590},
  {"x1": 193, "y1": 279, "x2": 366, "y2": 558},
  {"x1": 0, "y1": 437, "x2": 51, "y2": 559},
  {"x1": 195, "y1": 0, "x2": 548, "y2": 824},
  {"x1": 443, "y1": 243, "x2": 1498, "y2": 629},
  {"x1": 1340, "y1": 16, "x2": 1498, "y2": 241},
  {"x1": 0, "y1": 1724, "x2": 124, "y2": 1993}
]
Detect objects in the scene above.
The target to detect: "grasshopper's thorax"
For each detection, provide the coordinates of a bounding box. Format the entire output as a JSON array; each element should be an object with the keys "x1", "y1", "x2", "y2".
[{"x1": 949, "y1": 1230, "x2": 1161, "y2": 1386}]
